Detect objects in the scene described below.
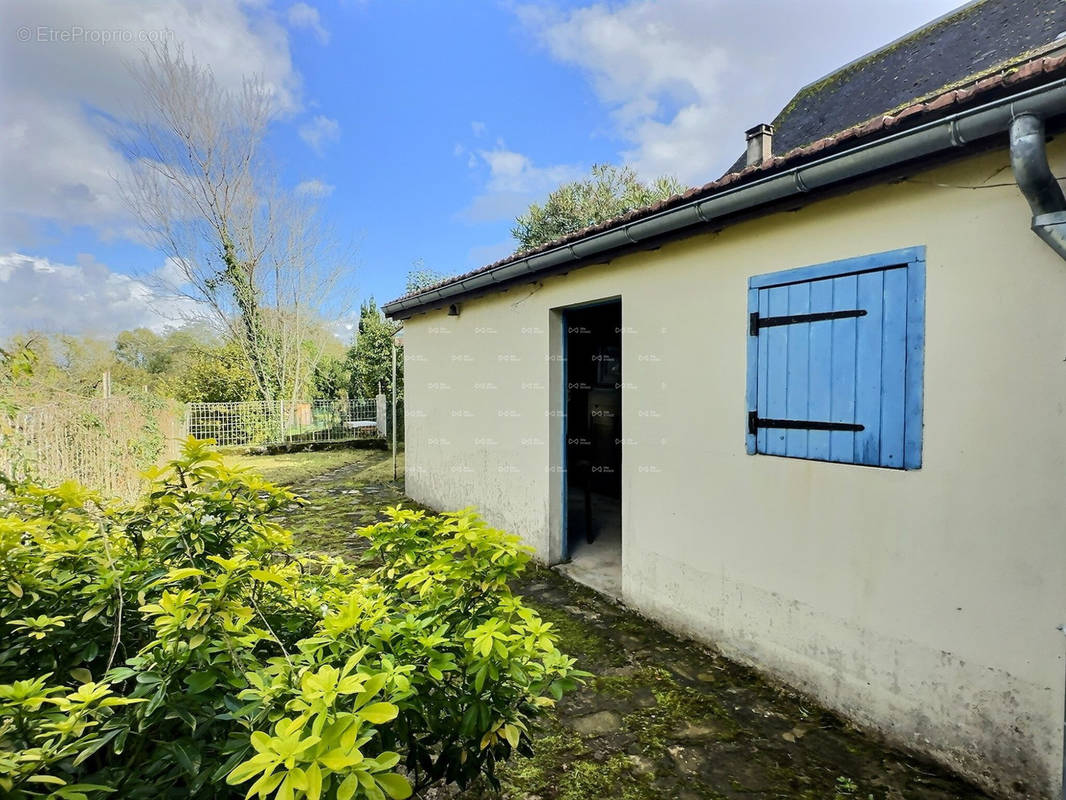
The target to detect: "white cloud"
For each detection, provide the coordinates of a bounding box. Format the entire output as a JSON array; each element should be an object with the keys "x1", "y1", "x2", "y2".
[
  {"x1": 467, "y1": 239, "x2": 515, "y2": 267},
  {"x1": 462, "y1": 143, "x2": 582, "y2": 222},
  {"x1": 329, "y1": 313, "x2": 359, "y2": 342},
  {"x1": 471, "y1": 120, "x2": 486, "y2": 137},
  {"x1": 295, "y1": 178, "x2": 335, "y2": 198},
  {"x1": 287, "y1": 3, "x2": 330, "y2": 44},
  {"x1": 478, "y1": 147, "x2": 570, "y2": 194},
  {"x1": 0, "y1": 0, "x2": 300, "y2": 247},
  {"x1": 298, "y1": 114, "x2": 341, "y2": 155},
  {"x1": 0, "y1": 252, "x2": 201, "y2": 338},
  {"x1": 518, "y1": 0, "x2": 963, "y2": 184}
]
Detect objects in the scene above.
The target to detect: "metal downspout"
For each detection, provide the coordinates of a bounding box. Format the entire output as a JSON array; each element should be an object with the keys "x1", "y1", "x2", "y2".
[
  {"x1": 1009, "y1": 112, "x2": 1066, "y2": 800},
  {"x1": 1009, "y1": 113, "x2": 1066, "y2": 260},
  {"x1": 1060, "y1": 623, "x2": 1066, "y2": 800}
]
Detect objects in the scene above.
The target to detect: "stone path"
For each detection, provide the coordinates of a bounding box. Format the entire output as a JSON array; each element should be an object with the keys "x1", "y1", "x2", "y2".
[
  {"x1": 494, "y1": 570, "x2": 990, "y2": 800},
  {"x1": 244, "y1": 448, "x2": 990, "y2": 800}
]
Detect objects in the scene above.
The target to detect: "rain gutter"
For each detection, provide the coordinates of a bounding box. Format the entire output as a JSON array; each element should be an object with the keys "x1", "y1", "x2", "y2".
[{"x1": 385, "y1": 77, "x2": 1066, "y2": 319}]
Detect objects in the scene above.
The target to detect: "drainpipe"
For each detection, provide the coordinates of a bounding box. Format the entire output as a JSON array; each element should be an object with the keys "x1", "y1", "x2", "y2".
[
  {"x1": 1012, "y1": 113, "x2": 1066, "y2": 797},
  {"x1": 1059, "y1": 623, "x2": 1066, "y2": 800},
  {"x1": 1009, "y1": 113, "x2": 1066, "y2": 261}
]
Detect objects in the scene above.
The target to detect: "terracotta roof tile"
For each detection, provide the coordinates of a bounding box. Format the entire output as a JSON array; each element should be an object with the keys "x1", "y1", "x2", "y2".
[{"x1": 925, "y1": 91, "x2": 958, "y2": 111}]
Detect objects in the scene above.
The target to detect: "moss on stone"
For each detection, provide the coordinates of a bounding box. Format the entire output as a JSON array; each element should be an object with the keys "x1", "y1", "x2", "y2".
[
  {"x1": 522, "y1": 600, "x2": 628, "y2": 670},
  {"x1": 615, "y1": 666, "x2": 743, "y2": 756},
  {"x1": 496, "y1": 721, "x2": 659, "y2": 800}
]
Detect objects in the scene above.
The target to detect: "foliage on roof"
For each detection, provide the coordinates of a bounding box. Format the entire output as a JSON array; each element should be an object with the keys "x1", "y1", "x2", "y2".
[{"x1": 512, "y1": 165, "x2": 685, "y2": 251}]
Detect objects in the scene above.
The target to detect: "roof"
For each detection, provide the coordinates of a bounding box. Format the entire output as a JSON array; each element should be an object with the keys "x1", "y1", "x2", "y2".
[
  {"x1": 385, "y1": 0, "x2": 1066, "y2": 317},
  {"x1": 725, "y1": 0, "x2": 1066, "y2": 173}
]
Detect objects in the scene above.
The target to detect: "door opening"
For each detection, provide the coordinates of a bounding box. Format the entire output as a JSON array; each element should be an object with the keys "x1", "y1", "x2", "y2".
[{"x1": 559, "y1": 300, "x2": 622, "y2": 598}]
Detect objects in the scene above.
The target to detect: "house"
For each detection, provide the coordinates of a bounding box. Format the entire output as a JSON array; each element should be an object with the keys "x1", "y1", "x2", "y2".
[{"x1": 383, "y1": 2, "x2": 1066, "y2": 797}]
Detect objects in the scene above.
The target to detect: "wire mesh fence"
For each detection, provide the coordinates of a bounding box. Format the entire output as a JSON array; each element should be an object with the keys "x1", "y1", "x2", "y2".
[{"x1": 183, "y1": 397, "x2": 386, "y2": 448}]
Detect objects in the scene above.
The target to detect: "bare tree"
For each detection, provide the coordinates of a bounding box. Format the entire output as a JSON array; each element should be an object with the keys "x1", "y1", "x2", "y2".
[{"x1": 120, "y1": 43, "x2": 345, "y2": 402}]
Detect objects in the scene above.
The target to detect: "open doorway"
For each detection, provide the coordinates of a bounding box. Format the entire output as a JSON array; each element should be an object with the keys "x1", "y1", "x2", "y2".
[{"x1": 558, "y1": 300, "x2": 622, "y2": 598}]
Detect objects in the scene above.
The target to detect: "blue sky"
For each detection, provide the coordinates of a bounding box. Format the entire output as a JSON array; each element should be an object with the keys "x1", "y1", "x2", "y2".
[{"x1": 0, "y1": 0, "x2": 962, "y2": 340}]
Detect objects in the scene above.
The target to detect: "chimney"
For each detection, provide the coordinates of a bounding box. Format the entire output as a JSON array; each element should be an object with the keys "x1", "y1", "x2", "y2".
[{"x1": 745, "y1": 123, "x2": 774, "y2": 167}]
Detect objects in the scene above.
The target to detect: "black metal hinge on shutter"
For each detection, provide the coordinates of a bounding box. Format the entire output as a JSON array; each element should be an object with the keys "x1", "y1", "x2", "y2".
[
  {"x1": 749, "y1": 308, "x2": 866, "y2": 336},
  {"x1": 748, "y1": 411, "x2": 864, "y2": 436}
]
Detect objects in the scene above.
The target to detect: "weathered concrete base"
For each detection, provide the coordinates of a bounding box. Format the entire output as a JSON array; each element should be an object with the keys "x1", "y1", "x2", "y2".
[{"x1": 625, "y1": 548, "x2": 1059, "y2": 800}]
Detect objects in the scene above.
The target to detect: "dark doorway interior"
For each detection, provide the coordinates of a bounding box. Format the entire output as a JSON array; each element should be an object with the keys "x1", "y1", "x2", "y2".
[{"x1": 562, "y1": 301, "x2": 622, "y2": 596}]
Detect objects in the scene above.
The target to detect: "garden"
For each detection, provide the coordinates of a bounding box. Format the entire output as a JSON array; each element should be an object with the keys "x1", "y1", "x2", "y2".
[
  {"x1": 0, "y1": 439, "x2": 584, "y2": 799},
  {"x1": 1, "y1": 439, "x2": 990, "y2": 799}
]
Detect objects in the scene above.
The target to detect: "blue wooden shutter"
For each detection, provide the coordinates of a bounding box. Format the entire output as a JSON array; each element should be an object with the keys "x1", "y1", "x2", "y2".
[{"x1": 746, "y1": 248, "x2": 925, "y2": 469}]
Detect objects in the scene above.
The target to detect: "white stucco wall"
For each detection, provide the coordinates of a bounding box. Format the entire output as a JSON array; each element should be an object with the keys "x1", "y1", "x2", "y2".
[{"x1": 401, "y1": 142, "x2": 1066, "y2": 799}]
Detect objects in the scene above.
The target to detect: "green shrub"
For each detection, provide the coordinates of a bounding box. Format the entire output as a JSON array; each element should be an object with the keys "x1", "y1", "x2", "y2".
[{"x1": 0, "y1": 438, "x2": 584, "y2": 799}]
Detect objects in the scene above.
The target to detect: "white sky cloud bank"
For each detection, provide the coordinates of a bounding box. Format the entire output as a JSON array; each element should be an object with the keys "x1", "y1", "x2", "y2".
[
  {"x1": 0, "y1": 0, "x2": 300, "y2": 246},
  {"x1": 462, "y1": 141, "x2": 583, "y2": 223},
  {"x1": 287, "y1": 3, "x2": 330, "y2": 44},
  {"x1": 518, "y1": 0, "x2": 962, "y2": 184},
  {"x1": 298, "y1": 114, "x2": 341, "y2": 155},
  {"x1": 0, "y1": 252, "x2": 201, "y2": 339},
  {"x1": 295, "y1": 179, "x2": 336, "y2": 198}
]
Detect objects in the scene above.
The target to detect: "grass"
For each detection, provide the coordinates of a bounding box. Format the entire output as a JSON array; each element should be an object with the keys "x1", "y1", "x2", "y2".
[
  {"x1": 228, "y1": 447, "x2": 400, "y2": 487},
  {"x1": 225, "y1": 446, "x2": 409, "y2": 557}
]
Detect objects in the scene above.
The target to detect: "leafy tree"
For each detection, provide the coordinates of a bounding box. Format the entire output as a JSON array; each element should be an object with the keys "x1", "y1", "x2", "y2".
[
  {"x1": 3, "y1": 324, "x2": 321, "y2": 406},
  {"x1": 2, "y1": 327, "x2": 224, "y2": 403},
  {"x1": 114, "y1": 328, "x2": 167, "y2": 372},
  {"x1": 311, "y1": 354, "x2": 350, "y2": 400},
  {"x1": 0, "y1": 336, "x2": 66, "y2": 406},
  {"x1": 404, "y1": 259, "x2": 445, "y2": 295},
  {"x1": 345, "y1": 300, "x2": 401, "y2": 400},
  {"x1": 0, "y1": 334, "x2": 124, "y2": 403},
  {"x1": 171, "y1": 342, "x2": 258, "y2": 404},
  {"x1": 113, "y1": 326, "x2": 219, "y2": 397},
  {"x1": 512, "y1": 164, "x2": 685, "y2": 251},
  {"x1": 114, "y1": 326, "x2": 216, "y2": 377}
]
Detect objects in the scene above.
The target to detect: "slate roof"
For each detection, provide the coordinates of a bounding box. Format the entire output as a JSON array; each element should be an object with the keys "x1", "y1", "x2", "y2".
[
  {"x1": 726, "y1": 0, "x2": 1066, "y2": 173},
  {"x1": 386, "y1": 0, "x2": 1066, "y2": 314}
]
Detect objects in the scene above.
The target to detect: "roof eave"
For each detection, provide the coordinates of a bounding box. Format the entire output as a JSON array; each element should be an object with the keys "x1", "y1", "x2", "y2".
[{"x1": 384, "y1": 73, "x2": 1066, "y2": 321}]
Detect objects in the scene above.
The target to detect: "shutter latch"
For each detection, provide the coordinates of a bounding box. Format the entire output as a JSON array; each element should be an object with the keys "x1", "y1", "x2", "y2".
[
  {"x1": 749, "y1": 308, "x2": 867, "y2": 336},
  {"x1": 748, "y1": 411, "x2": 865, "y2": 436}
]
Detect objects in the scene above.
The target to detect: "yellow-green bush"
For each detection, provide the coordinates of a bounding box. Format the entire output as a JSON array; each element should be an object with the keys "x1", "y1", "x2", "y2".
[{"x1": 0, "y1": 439, "x2": 583, "y2": 799}]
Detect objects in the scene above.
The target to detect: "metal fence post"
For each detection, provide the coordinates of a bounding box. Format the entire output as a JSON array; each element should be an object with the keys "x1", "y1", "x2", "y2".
[
  {"x1": 391, "y1": 332, "x2": 399, "y2": 481},
  {"x1": 375, "y1": 394, "x2": 387, "y2": 438}
]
